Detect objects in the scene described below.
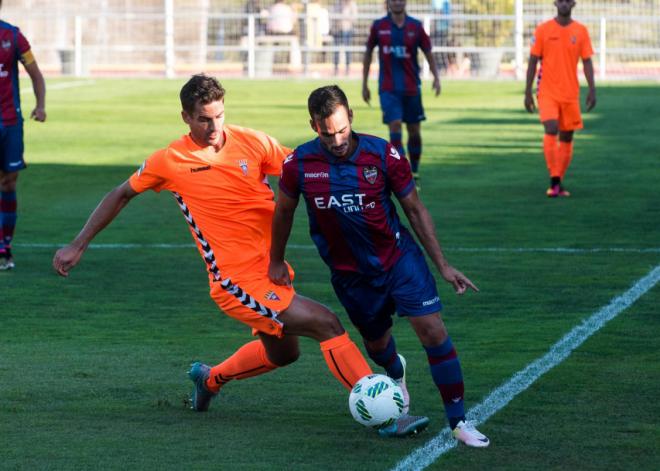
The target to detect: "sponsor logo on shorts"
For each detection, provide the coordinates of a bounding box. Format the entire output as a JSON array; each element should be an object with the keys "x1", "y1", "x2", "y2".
[
  {"x1": 422, "y1": 296, "x2": 440, "y2": 307},
  {"x1": 304, "y1": 171, "x2": 329, "y2": 179},
  {"x1": 362, "y1": 165, "x2": 378, "y2": 184},
  {"x1": 265, "y1": 290, "x2": 281, "y2": 301},
  {"x1": 9, "y1": 161, "x2": 22, "y2": 167},
  {"x1": 190, "y1": 165, "x2": 211, "y2": 173}
]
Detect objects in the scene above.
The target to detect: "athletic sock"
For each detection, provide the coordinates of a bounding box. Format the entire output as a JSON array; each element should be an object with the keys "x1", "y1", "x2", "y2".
[
  {"x1": 320, "y1": 332, "x2": 373, "y2": 391},
  {"x1": 551, "y1": 176, "x2": 561, "y2": 186},
  {"x1": 558, "y1": 140, "x2": 574, "y2": 179},
  {"x1": 365, "y1": 336, "x2": 404, "y2": 380},
  {"x1": 424, "y1": 337, "x2": 465, "y2": 430},
  {"x1": 390, "y1": 131, "x2": 406, "y2": 158},
  {"x1": 0, "y1": 191, "x2": 17, "y2": 250},
  {"x1": 206, "y1": 340, "x2": 278, "y2": 393},
  {"x1": 407, "y1": 134, "x2": 422, "y2": 173},
  {"x1": 543, "y1": 134, "x2": 560, "y2": 179}
]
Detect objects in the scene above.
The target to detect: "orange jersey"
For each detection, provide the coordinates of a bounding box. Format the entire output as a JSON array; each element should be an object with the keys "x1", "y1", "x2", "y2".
[
  {"x1": 530, "y1": 19, "x2": 593, "y2": 102},
  {"x1": 129, "y1": 124, "x2": 291, "y2": 283}
]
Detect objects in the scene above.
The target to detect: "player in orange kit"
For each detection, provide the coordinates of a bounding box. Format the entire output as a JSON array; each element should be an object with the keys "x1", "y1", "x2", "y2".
[
  {"x1": 52, "y1": 75, "x2": 373, "y2": 418},
  {"x1": 524, "y1": 0, "x2": 596, "y2": 197}
]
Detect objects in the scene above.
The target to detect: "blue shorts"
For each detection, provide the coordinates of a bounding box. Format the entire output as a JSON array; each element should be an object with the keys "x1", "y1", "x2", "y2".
[
  {"x1": 0, "y1": 124, "x2": 26, "y2": 173},
  {"x1": 330, "y1": 244, "x2": 442, "y2": 341},
  {"x1": 379, "y1": 91, "x2": 426, "y2": 125}
]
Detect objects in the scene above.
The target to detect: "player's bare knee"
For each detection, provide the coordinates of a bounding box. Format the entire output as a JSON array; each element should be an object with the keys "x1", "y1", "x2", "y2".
[{"x1": 268, "y1": 348, "x2": 300, "y2": 367}]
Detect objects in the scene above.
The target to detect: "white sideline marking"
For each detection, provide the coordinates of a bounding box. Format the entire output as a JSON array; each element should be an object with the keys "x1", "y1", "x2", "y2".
[
  {"x1": 391, "y1": 264, "x2": 660, "y2": 471},
  {"x1": 13, "y1": 243, "x2": 660, "y2": 253},
  {"x1": 20, "y1": 80, "x2": 95, "y2": 95}
]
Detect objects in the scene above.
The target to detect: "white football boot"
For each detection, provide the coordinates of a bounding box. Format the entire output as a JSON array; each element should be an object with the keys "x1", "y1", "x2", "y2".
[{"x1": 452, "y1": 420, "x2": 490, "y2": 447}]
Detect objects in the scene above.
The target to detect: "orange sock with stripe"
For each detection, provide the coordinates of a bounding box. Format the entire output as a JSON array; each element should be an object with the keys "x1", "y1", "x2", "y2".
[
  {"x1": 206, "y1": 340, "x2": 278, "y2": 393},
  {"x1": 320, "y1": 332, "x2": 373, "y2": 391},
  {"x1": 543, "y1": 134, "x2": 560, "y2": 178},
  {"x1": 558, "y1": 140, "x2": 574, "y2": 179}
]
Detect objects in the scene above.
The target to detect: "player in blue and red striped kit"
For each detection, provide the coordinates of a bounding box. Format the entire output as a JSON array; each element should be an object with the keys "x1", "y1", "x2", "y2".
[
  {"x1": 0, "y1": 7, "x2": 46, "y2": 270},
  {"x1": 269, "y1": 85, "x2": 490, "y2": 445},
  {"x1": 362, "y1": 0, "x2": 440, "y2": 190}
]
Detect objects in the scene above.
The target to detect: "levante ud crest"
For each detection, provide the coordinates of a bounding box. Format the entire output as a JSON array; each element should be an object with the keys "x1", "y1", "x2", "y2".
[{"x1": 363, "y1": 165, "x2": 378, "y2": 184}]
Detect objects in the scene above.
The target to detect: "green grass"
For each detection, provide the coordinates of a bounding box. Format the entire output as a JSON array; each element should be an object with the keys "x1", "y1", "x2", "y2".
[{"x1": 1, "y1": 79, "x2": 659, "y2": 470}]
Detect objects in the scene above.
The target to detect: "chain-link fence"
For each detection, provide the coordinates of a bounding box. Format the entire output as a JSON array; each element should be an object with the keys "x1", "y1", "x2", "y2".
[{"x1": 3, "y1": 0, "x2": 659, "y2": 80}]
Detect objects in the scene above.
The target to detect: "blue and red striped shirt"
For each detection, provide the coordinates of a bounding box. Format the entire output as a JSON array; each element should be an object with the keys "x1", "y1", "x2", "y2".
[
  {"x1": 0, "y1": 21, "x2": 31, "y2": 127},
  {"x1": 279, "y1": 133, "x2": 416, "y2": 275},
  {"x1": 366, "y1": 14, "x2": 432, "y2": 95}
]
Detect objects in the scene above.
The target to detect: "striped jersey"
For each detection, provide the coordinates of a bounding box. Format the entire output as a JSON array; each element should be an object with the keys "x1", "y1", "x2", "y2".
[
  {"x1": 0, "y1": 20, "x2": 32, "y2": 126},
  {"x1": 366, "y1": 14, "x2": 432, "y2": 95},
  {"x1": 279, "y1": 133, "x2": 416, "y2": 275}
]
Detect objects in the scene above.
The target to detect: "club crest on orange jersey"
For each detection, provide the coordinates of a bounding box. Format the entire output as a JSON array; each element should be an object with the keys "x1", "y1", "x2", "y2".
[
  {"x1": 363, "y1": 165, "x2": 378, "y2": 184},
  {"x1": 238, "y1": 159, "x2": 248, "y2": 176},
  {"x1": 570, "y1": 35, "x2": 577, "y2": 44},
  {"x1": 264, "y1": 290, "x2": 280, "y2": 301}
]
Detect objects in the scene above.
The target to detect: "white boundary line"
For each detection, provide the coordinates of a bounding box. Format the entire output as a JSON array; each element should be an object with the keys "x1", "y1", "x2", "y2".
[
  {"x1": 13, "y1": 243, "x2": 660, "y2": 253},
  {"x1": 391, "y1": 264, "x2": 660, "y2": 471},
  {"x1": 20, "y1": 80, "x2": 96, "y2": 95}
]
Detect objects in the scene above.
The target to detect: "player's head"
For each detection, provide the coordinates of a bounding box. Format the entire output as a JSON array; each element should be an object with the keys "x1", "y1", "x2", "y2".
[
  {"x1": 387, "y1": 0, "x2": 406, "y2": 15},
  {"x1": 554, "y1": 0, "x2": 576, "y2": 17},
  {"x1": 308, "y1": 85, "x2": 355, "y2": 159},
  {"x1": 180, "y1": 74, "x2": 226, "y2": 148}
]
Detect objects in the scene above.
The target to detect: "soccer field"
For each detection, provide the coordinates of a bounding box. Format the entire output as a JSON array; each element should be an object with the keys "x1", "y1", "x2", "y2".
[{"x1": 2, "y1": 78, "x2": 659, "y2": 470}]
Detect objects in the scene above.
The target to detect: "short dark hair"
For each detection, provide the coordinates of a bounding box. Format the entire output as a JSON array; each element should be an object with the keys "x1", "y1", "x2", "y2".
[
  {"x1": 180, "y1": 74, "x2": 225, "y2": 114},
  {"x1": 307, "y1": 85, "x2": 349, "y2": 120}
]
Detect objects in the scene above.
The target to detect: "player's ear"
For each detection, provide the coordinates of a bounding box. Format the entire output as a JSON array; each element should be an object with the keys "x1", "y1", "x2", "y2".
[
  {"x1": 309, "y1": 118, "x2": 318, "y2": 132},
  {"x1": 181, "y1": 110, "x2": 191, "y2": 125},
  {"x1": 348, "y1": 108, "x2": 353, "y2": 124}
]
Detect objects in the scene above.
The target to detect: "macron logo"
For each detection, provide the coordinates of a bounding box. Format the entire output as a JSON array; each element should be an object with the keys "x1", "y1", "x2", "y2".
[
  {"x1": 422, "y1": 296, "x2": 440, "y2": 307},
  {"x1": 304, "y1": 171, "x2": 329, "y2": 179}
]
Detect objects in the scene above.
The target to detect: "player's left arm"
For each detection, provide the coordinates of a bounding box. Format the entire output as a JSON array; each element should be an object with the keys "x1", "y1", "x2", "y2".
[
  {"x1": 398, "y1": 190, "x2": 478, "y2": 294},
  {"x1": 422, "y1": 49, "x2": 441, "y2": 97},
  {"x1": 269, "y1": 190, "x2": 299, "y2": 286},
  {"x1": 582, "y1": 57, "x2": 596, "y2": 111},
  {"x1": 21, "y1": 52, "x2": 46, "y2": 122}
]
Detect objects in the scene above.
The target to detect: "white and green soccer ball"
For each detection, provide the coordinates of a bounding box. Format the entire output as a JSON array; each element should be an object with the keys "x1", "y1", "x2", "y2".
[{"x1": 349, "y1": 374, "x2": 404, "y2": 428}]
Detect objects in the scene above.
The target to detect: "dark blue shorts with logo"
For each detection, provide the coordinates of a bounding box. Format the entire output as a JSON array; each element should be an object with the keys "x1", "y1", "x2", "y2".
[
  {"x1": 330, "y1": 243, "x2": 442, "y2": 341},
  {"x1": 379, "y1": 90, "x2": 426, "y2": 125},
  {"x1": 0, "y1": 123, "x2": 26, "y2": 173}
]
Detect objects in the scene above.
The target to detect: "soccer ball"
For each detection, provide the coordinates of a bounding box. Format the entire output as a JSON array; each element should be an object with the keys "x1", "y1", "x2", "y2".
[{"x1": 348, "y1": 374, "x2": 404, "y2": 428}]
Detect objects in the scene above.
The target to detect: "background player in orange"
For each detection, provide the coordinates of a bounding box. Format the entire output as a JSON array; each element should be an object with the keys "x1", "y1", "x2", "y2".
[
  {"x1": 524, "y1": 0, "x2": 596, "y2": 197},
  {"x1": 0, "y1": 2, "x2": 46, "y2": 270},
  {"x1": 53, "y1": 74, "x2": 372, "y2": 419}
]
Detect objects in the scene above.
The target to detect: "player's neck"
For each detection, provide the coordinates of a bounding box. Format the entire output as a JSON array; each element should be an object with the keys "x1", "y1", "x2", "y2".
[
  {"x1": 554, "y1": 15, "x2": 573, "y2": 26},
  {"x1": 390, "y1": 11, "x2": 406, "y2": 27}
]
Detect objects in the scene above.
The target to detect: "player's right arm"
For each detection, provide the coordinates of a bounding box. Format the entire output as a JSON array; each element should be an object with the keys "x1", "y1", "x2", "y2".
[
  {"x1": 53, "y1": 181, "x2": 139, "y2": 277},
  {"x1": 362, "y1": 22, "x2": 378, "y2": 105},
  {"x1": 524, "y1": 55, "x2": 539, "y2": 113}
]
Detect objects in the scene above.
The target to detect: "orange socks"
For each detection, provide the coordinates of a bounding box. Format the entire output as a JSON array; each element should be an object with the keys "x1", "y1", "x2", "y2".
[
  {"x1": 206, "y1": 340, "x2": 278, "y2": 393},
  {"x1": 320, "y1": 332, "x2": 373, "y2": 391},
  {"x1": 558, "y1": 140, "x2": 574, "y2": 178},
  {"x1": 543, "y1": 134, "x2": 560, "y2": 178}
]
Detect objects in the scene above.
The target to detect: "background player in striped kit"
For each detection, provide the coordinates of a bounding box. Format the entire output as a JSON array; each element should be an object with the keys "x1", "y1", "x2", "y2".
[
  {"x1": 362, "y1": 0, "x2": 440, "y2": 191},
  {"x1": 53, "y1": 75, "x2": 373, "y2": 419},
  {"x1": 269, "y1": 85, "x2": 490, "y2": 445},
  {"x1": 0, "y1": 3, "x2": 46, "y2": 270}
]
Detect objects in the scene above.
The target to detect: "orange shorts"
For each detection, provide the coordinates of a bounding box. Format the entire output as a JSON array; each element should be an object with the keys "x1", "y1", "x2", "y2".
[
  {"x1": 210, "y1": 262, "x2": 295, "y2": 338},
  {"x1": 538, "y1": 94, "x2": 583, "y2": 131}
]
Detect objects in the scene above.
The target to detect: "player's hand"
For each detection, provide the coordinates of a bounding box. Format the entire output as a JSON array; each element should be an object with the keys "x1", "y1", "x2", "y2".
[
  {"x1": 440, "y1": 265, "x2": 479, "y2": 295},
  {"x1": 31, "y1": 107, "x2": 46, "y2": 122},
  {"x1": 362, "y1": 84, "x2": 371, "y2": 106},
  {"x1": 586, "y1": 88, "x2": 596, "y2": 112},
  {"x1": 524, "y1": 92, "x2": 536, "y2": 113},
  {"x1": 432, "y1": 76, "x2": 441, "y2": 96},
  {"x1": 268, "y1": 259, "x2": 291, "y2": 286},
  {"x1": 53, "y1": 244, "x2": 84, "y2": 277}
]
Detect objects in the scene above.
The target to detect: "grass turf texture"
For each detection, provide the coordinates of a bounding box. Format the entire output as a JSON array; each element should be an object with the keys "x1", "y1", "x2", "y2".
[{"x1": 1, "y1": 79, "x2": 659, "y2": 470}]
